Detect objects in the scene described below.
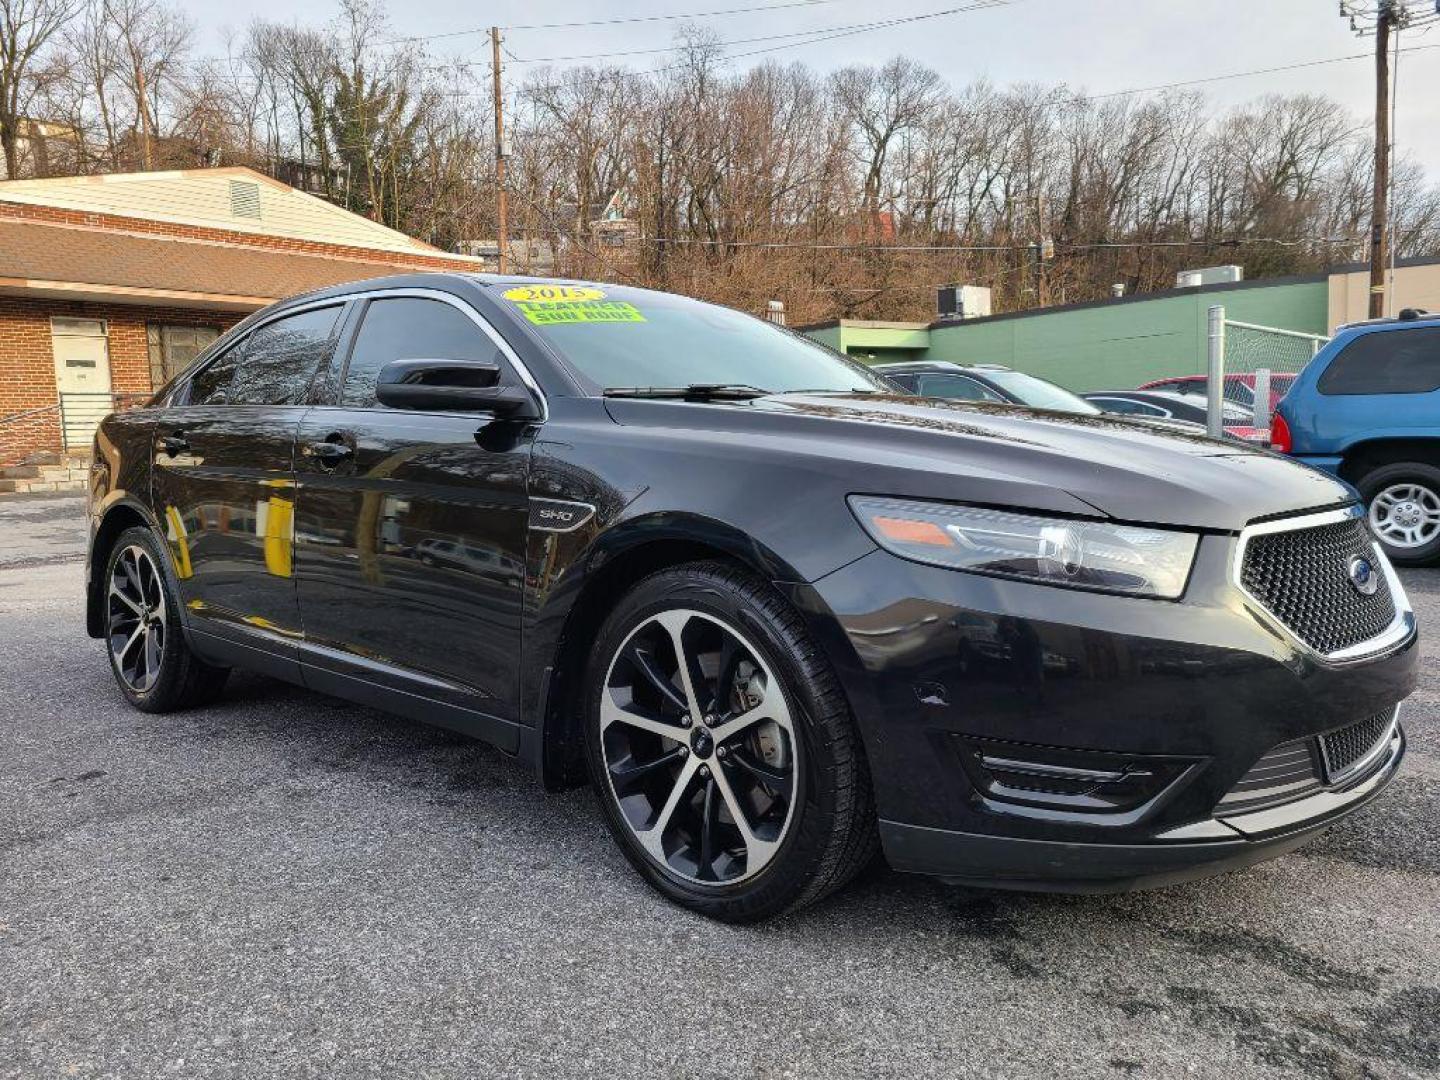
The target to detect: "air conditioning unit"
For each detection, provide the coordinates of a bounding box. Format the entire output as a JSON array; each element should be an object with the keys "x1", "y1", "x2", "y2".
[
  {"x1": 1175, "y1": 265, "x2": 1243, "y2": 289},
  {"x1": 936, "y1": 285, "x2": 992, "y2": 321}
]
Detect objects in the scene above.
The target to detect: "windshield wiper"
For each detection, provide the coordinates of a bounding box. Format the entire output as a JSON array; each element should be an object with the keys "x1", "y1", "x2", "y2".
[{"x1": 602, "y1": 383, "x2": 770, "y2": 400}]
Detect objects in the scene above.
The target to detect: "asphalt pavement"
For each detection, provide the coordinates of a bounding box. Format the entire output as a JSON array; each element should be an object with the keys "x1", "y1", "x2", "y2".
[{"x1": 1, "y1": 494, "x2": 1437, "y2": 1079}]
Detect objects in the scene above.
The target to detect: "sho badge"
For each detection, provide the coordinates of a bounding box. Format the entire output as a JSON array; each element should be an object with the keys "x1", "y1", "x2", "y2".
[
  {"x1": 529, "y1": 498, "x2": 597, "y2": 534},
  {"x1": 1347, "y1": 554, "x2": 1380, "y2": 596}
]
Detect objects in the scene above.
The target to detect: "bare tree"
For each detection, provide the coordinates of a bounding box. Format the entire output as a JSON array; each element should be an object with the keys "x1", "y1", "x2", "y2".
[
  {"x1": 9, "y1": 0, "x2": 1439, "y2": 324},
  {"x1": 0, "y1": 0, "x2": 81, "y2": 177}
]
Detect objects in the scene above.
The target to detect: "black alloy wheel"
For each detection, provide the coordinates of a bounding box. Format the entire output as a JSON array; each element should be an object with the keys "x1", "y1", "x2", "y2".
[
  {"x1": 585, "y1": 562, "x2": 877, "y2": 922},
  {"x1": 103, "y1": 525, "x2": 229, "y2": 712},
  {"x1": 599, "y1": 607, "x2": 798, "y2": 885},
  {"x1": 107, "y1": 543, "x2": 167, "y2": 693}
]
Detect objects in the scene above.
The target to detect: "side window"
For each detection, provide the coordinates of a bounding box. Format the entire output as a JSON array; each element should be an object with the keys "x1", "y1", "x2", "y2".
[
  {"x1": 1096, "y1": 398, "x2": 1153, "y2": 416},
  {"x1": 1318, "y1": 328, "x2": 1440, "y2": 396},
  {"x1": 918, "y1": 374, "x2": 1004, "y2": 402},
  {"x1": 228, "y1": 306, "x2": 342, "y2": 406},
  {"x1": 189, "y1": 306, "x2": 341, "y2": 406},
  {"x1": 188, "y1": 337, "x2": 247, "y2": 406},
  {"x1": 341, "y1": 297, "x2": 497, "y2": 408}
]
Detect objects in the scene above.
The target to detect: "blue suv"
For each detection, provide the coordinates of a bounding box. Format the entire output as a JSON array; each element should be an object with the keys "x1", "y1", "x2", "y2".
[{"x1": 1274, "y1": 310, "x2": 1440, "y2": 565}]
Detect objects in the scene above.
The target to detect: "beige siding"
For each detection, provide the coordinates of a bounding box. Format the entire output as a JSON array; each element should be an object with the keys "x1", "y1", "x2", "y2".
[
  {"x1": 0, "y1": 168, "x2": 438, "y2": 255},
  {"x1": 1328, "y1": 262, "x2": 1440, "y2": 330}
]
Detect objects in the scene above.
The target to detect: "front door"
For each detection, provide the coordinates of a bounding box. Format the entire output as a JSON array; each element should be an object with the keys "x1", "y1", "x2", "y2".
[
  {"x1": 150, "y1": 302, "x2": 347, "y2": 656},
  {"x1": 51, "y1": 317, "x2": 113, "y2": 450},
  {"x1": 293, "y1": 292, "x2": 535, "y2": 734}
]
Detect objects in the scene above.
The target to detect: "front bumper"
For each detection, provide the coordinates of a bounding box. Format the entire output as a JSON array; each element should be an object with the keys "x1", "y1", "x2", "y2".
[
  {"x1": 881, "y1": 724, "x2": 1405, "y2": 892},
  {"x1": 791, "y1": 529, "x2": 1418, "y2": 892}
]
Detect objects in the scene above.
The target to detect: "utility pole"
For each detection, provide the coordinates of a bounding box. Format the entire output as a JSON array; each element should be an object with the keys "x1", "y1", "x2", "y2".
[
  {"x1": 1339, "y1": 2, "x2": 1430, "y2": 318},
  {"x1": 1034, "y1": 192, "x2": 1053, "y2": 308},
  {"x1": 1369, "y1": 6, "x2": 1391, "y2": 319},
  {"x1": 491, "y1": 27, "x2": 508, "y2": 275}
]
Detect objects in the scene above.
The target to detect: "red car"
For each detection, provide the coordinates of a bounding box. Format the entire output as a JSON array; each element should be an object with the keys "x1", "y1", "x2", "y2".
[{"x1": 1139, "y1": 372, "x2": 1297, "y2": 412}]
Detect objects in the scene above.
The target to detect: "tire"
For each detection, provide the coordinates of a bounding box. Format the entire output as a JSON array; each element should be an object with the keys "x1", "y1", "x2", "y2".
[
  {"x1": 1356, "y1": 462, "x2": 1440, "y2": 567},
  {"x1": 584, "y1": 561, "x2": 877, "y2": 922},
  {"x1": 102, "y1": 525, "x2": 229, "y2": 712}
]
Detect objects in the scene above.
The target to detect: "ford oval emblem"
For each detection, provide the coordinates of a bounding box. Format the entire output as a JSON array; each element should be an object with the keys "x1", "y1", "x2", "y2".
[{"x1": 1347, "y1": 554, "x2": 1380, "y2": 596}]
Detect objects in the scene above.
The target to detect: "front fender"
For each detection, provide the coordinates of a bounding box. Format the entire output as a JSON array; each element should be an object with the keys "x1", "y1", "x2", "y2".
[{"x1": 85, "y1": 494, "x2": 164, "y2": 637}]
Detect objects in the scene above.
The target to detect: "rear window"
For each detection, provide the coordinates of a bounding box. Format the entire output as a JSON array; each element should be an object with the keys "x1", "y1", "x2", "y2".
[{"x1": 1318, "y1": 327, "x2": 1440, "y2": 396}]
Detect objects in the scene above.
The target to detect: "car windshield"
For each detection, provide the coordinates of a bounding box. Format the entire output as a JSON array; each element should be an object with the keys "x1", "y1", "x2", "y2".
[
  {"x1": 498, "y1": 283, "x2": 888, "y2": 395},
  {"x1": 978, "y1": 370, "x2": 1101, "y2": 414}
]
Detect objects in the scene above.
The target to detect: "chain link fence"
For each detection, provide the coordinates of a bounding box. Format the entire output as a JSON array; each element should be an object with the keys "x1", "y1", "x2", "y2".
[{"x1": 1206, "y1": 306, "x2": 1329, "y2": 439}]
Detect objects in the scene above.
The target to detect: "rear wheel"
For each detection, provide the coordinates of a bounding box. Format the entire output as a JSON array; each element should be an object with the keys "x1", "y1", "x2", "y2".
[
  {"x1": 584, "y1": 562, "x2": 877, "y2": 922},
  {"x1": 1357, "y1": 462, "x2": 1440, "y2": 566},
  {"x1": 104, "y1": 526, "x2": 229, "y2": 712}
]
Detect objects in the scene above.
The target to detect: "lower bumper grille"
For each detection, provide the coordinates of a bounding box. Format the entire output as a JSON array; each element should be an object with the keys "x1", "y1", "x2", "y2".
[
  {"x1": 1220, "y1": 709, "x2": 1398, "y2": 812},
  {"x1": 1217, "y1": 737, "x2": 1321, "y2": 812},
  {"x1": 1320, "y1": 711, "x2": 1395, "y2": 785}
]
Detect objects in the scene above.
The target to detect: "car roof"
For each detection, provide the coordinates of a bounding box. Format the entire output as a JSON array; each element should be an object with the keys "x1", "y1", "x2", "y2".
[
  {"x1": 871, "y1": 361, "x2": 967, "y2": 374},
  {"x1": 266, "y1": 270, "x2": 671, "y2": 311},
  {"x1": 1335, "y1": 308, "x2": 1440, "y2": 331},
  {"x1": 872, "y1": 361, "x2": 1011, "y2": 375},
  {"x1": 1146, "y1": 372, "x2": 1293, "y2": 383},
  {"x1": 1088, "y1": 390, "x2": 1194, "y2": 404}
]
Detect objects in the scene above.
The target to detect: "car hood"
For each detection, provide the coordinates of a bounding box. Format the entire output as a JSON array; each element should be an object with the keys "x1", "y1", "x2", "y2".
[{"x1": 603, "y1": 392, "x2": 1353, "y2": 531}]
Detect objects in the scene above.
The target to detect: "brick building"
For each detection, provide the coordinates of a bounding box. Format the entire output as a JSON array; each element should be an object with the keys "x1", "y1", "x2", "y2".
[{"x1": 0, "y1": 167, "x2": 483, "y2": 467}]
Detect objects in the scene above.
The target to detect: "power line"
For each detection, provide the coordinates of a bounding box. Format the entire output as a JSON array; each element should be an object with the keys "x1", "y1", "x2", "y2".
[
  {"x1": 501, "y1": 1, "x2": 1010, "y2": 65},
  {"x1": 615, "y1": 234, "x2": 1363, "y2": 253},
  {"x1": 379, "y1": 0, "x2": 851, "y2": 46},
  {"x1": 1078, "y1": 41, "x2": 1440, "y2": 102},
  {"x1": 244, "y1": 37, "x2": 1440, "y2": 125}
]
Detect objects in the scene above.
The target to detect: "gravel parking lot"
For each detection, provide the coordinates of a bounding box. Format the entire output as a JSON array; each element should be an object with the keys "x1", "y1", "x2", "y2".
[{"x1": 1, "y1": 493, "x2": 1437, "y2": 1079}]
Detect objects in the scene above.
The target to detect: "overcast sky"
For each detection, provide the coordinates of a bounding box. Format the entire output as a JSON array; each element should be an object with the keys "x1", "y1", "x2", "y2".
[{"x1": 190, "y1": 0, "x2": 1440, "y2": 175}]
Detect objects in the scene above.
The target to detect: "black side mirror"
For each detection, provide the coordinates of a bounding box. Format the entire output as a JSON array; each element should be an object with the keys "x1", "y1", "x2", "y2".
[{"x1": 375, "y1": 357, "x2": 538, "y2": 418}]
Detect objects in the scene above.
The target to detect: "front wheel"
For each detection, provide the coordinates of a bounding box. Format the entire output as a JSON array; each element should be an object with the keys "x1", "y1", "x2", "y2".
[
  {"x1": 1358, "y1": 462, "x2": 1440, "y2": 566},
  {"x1": 103, "y1": 526, "x2": 229, "y2": 712},
  {"x1": 584, "y1": 562, "x2": 877, "y2": 922}
]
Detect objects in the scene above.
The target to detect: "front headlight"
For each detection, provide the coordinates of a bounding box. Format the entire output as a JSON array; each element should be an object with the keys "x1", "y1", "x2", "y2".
[{"x1": 848, "y1": 496, "x2": 1199, "y2": 599}]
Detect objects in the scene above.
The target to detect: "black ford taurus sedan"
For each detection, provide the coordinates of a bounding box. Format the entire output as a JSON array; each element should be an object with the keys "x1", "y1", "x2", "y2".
[{"x1": 86, "y1": 274, "x2": 1417, "y2": 921}]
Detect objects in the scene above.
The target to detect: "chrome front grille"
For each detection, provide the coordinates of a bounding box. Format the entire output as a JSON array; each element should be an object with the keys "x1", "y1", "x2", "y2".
[{"x1": 1237, "y1": 512, "x2": 1399, "y2": 657}]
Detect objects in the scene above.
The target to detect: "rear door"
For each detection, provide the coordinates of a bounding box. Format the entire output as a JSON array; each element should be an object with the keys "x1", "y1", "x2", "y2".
[
  {"x1": 292, "y1": 290, "x2": 536, "y2": 738},
  {"x1": 150, "y1": 300, "x2": 347, "y2": 660}
]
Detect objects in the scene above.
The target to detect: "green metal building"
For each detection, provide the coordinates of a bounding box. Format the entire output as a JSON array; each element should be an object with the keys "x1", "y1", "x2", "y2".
[{"x1": 801, "y1": 274, "x2": 1333, "y2": 391}]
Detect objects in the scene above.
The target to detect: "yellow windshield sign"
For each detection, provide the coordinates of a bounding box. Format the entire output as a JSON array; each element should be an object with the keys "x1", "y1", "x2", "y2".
[
  {"x1": 502, "y1": 284, "x2": 645, "y2": 324},
  {"x1": 517, "y1": 301, "x2": 646, "y2": 325},
  {"x1": 503, "y1": 285, "x2": 607, "y2": 304}
]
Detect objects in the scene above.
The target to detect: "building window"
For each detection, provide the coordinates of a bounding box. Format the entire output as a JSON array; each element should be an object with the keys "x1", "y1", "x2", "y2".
[{"x1": 148, "y1": 324, "x2": 221, "y2": 388}]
